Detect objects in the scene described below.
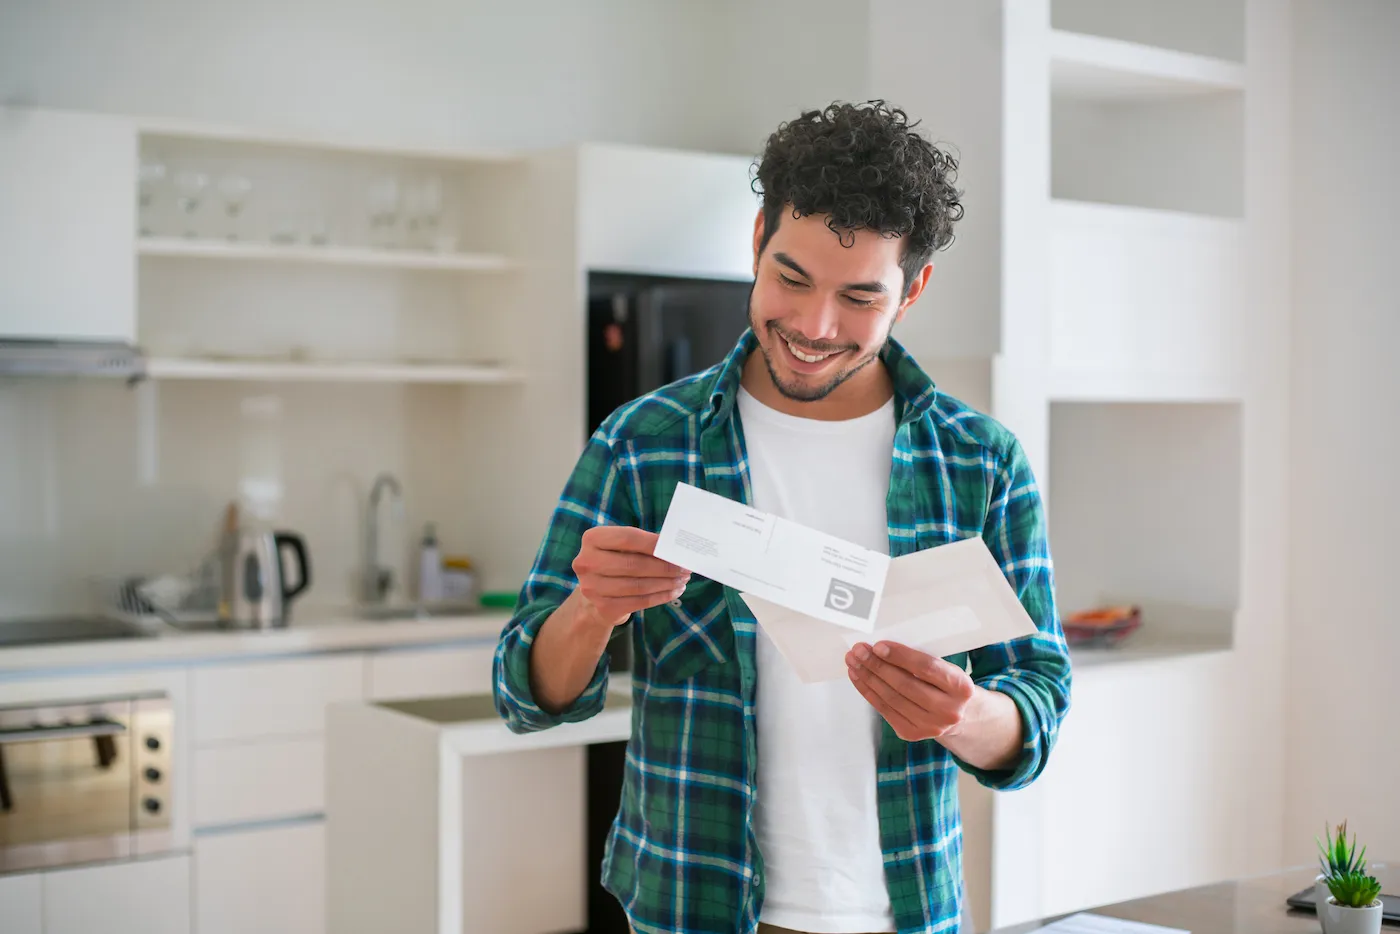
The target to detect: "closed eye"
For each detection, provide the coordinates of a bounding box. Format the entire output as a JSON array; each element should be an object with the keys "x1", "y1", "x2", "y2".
[
  {"x1": 777, "y1": 272, "x2": 808, "y2": 289},
  {"x1": 844, "y1": 294, "x2": 878, "y2": 308}
]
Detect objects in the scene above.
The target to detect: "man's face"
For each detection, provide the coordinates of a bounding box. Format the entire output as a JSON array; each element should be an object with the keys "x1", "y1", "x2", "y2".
[{"x1": 748, "y1": 208, "x2": 928, "y2": 403}]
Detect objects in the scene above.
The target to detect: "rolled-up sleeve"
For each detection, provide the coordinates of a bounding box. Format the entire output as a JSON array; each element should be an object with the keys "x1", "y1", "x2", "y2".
[
  {"x1": 958, "y1": 438, "x2": 1073, "y2": 790},
  {"x1": 493, "y1": 427, "x2": 637, "y2": 734}
]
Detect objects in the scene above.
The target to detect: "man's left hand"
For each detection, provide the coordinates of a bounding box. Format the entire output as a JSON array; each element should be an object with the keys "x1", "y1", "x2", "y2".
[{"x1": 846, "y1": 641, "x2": 975, "y2": 743}]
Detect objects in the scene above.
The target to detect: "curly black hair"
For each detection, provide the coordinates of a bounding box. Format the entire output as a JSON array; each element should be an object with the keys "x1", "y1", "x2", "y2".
[{"x1": 751, "y1": 100, "x2": 964, "y2": 295}]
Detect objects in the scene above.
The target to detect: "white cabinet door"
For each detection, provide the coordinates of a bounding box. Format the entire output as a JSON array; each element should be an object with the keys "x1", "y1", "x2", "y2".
[
  {"x1": 366, "y1": 644, "x2": 495, "y2": 701},
  {"x1": 0, "y1": 107, "x2": 137, "y2": 342},
  {"x1": 0, "y1": 872, "x2": 42, "y2": 934},
  {"x1": 194, "y1": 821, "x2": 324, "y2": 934},
  {"x1": 43, "y1": 854, "x2": 191, "y2": 934},
  {"x1": 191, "y1": 654, "x2": 364, "y2": 745},
  {"x1": 193, "y1": 738, "x2": 325, "y2": 828},
  {"x1": 578, "y1": 143, "x2": 758, "y2": 281}
]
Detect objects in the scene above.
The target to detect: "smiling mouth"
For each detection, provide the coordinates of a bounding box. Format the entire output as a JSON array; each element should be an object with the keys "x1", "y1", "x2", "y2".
[{"x1": 785, "y1": 339, "x2": 840, "y2": 364}]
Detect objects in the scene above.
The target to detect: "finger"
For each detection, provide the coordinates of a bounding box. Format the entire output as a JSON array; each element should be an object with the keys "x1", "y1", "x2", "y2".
[
  {"x1": 584, "y1": 575, "x2": 689, "y2": 598},
  {"x1": 871, "y1": 642, "x2": 975, "y2": 700},
  {"x1": 579, "y1": 549, "x2": 689, "y2": 580},
  {"x1": 849, "y1": 666, "x2": 925, "y2": 740},
  {"x1": 849, "y1": 655, "x2": 933, "y2": 727},
  {"x1": 592, "y1": 585, "x2": 688, "y2": 622},
  {"x1": 586, "y1": 526, "x2": 665, "y2": 556}
]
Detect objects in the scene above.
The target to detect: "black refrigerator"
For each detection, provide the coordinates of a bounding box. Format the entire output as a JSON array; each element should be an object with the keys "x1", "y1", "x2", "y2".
[
  {"x1": 587, "y1": 271, "x2": 754, "y2": 437},
  {"x1": 581, "y1": 271, "x2": 751, "y2": 934}
]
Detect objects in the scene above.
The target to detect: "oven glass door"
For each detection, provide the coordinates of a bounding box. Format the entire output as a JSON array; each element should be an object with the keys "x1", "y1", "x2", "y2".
[{"x1": 0, "y1": 699, "x2": 144, "y2": 873}]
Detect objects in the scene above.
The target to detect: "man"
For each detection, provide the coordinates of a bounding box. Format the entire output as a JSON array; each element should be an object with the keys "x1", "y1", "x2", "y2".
[{"x1": 494, "y1": 100, "x2": 1072, "y2": 934}]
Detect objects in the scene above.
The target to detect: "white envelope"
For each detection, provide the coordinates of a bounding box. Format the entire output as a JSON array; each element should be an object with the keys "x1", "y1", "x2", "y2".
[
  {"x1": 652, "y1": 482, "x2": 1039, "y2": 683},
  {"x1": 742, "y1": 536, "x2": 1039, "y2": 683}
]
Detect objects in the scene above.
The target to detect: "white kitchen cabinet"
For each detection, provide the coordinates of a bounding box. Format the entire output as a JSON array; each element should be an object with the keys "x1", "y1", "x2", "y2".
[
  {"x1": 578, "y1": 143, "x2": 757, "y2": 281},
  {"x1": 193, "y1": 737, "x2": 325, "y2": 827},
  {"x1": 194, "y1": 821, "x2": 324, "y2": 934},
  {"x1": 0, "y1": 872, "x2": 42, "y2": 934},
  {"x1": 43, "y1": 854, "x2": 191, "y2": 934},
  {"x1": 191, "y1": 654, "x2": 364, "y2": 745},
  {"x1": 0, "y1": 107, "x2": 137, "y2": 342},
  {"x1": 366, "y1": 644, "x2": 496, "y2": 701}
]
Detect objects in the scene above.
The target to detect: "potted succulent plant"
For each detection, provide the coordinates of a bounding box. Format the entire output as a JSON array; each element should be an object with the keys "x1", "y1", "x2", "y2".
[{"x1": 1317, "y1": 821, "x2": 1383, "y2": 934}]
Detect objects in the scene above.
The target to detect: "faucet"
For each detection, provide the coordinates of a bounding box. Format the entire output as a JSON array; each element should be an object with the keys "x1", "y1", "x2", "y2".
[{"x1": 362, "y1": 471, "x2": 404, "y2": 605}]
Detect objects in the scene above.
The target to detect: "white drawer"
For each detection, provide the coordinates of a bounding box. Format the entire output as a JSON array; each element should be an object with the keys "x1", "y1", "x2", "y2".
[
  {"x1": 195, "y1": 821, "x2": 325, "y2": 934},
  {"x1": 366, "y1": 644, "x2": 495, "y2": 701},
  {"x1": 44, "y1": 853, "x2": 191, "y2": 934},
  {"x1": 192, "y1": 654, "x2": 364, "y2": 745},
  {"x1": 0, "y1": 872, "x2": 41, "y2": 934},
  {"x1": 194, "y1": 737, "x2": 325, "y2": 827}
]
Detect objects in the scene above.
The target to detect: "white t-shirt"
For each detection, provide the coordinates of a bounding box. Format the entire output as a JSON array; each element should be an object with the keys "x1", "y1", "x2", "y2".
[{"x1": 737, "y1": 385, "x2": 898, "y2": 934}]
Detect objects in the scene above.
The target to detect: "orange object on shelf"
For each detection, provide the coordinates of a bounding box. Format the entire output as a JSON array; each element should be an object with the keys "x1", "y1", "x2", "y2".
[{"x1": 1062, "y1": 604, "x2": 1142, "y2": 647}]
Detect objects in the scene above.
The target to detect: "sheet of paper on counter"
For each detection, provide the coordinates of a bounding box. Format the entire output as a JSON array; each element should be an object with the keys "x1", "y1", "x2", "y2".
[
  {"x1": 1027, "y1": 913, "x2": 1190, "y2": 934},
  {"x1": 653, "y1": 482, "x2": 1038, "y2": 682}
]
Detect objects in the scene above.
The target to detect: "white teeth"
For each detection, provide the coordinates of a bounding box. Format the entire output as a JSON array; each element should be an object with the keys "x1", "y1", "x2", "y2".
[{"x1": 786, "y1": 340, "x2": 831, "y2": 364}]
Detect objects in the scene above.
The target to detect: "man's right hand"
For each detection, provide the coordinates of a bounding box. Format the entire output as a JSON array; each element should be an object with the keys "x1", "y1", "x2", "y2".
[{"x1": 571, "y1": 526, "x2": 691, "y2": 629}]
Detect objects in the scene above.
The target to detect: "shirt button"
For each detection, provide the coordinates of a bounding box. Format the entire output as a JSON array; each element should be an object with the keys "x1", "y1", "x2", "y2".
[{"x1": 670, "y1": 598, "x2": 683, "y2": 607}]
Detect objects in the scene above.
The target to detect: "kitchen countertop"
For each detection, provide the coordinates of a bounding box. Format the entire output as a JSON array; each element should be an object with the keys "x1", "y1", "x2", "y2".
[
  {"x1": 375, "y1": 680, "x2": 633, "y2": 756},
  {"x1": 0, "y1": 609, "x2": 513, "y2": 677}
]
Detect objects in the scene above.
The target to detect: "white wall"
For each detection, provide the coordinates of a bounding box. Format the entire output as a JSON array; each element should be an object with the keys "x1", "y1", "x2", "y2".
[
  {"x1": 0, "y1": 0, "x2": 867, "y2": 157},
  {"x1": 1286, "y1": 0, "x2": 1400, "y2": 864}
]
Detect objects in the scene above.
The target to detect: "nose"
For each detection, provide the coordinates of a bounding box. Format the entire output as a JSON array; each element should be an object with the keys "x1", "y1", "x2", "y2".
[{"x1": 788, "y1": 293, "x2": 841, "y2": 344}]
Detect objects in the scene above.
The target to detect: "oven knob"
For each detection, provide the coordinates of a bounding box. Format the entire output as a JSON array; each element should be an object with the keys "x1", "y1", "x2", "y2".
[
  {"x1": 144, "y1": 767, "x2": 162, "y2": 783},
  {"x1": 144, "y1": 736, "x2": 161, "y2": 751},
  {"x1": 142, "y1": 797, "x2": 162, "y2": 814}
]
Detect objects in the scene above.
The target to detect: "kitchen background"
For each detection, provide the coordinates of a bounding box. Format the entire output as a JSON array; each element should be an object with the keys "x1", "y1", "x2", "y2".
[{"x1": 0, "y1": 1, "x2": 1397, "y2": 933}]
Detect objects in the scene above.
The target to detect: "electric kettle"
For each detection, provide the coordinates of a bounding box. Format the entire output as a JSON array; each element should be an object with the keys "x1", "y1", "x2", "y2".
[{"x1": 220, "y1": 527, "x2": 312, "y2": 629}]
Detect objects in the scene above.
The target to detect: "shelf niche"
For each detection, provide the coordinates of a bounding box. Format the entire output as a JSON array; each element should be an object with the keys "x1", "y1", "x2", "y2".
[
  {"x1": 1048, "y1": 400, "x2": 1242, "y2": 652},
  {"x1": 1051, "y1": 0, "x2": 1245, "y2": 63}
]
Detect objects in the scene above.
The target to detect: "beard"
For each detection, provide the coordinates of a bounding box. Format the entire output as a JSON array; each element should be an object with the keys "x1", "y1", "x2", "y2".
[{"x1": 747, "y1": 289, "x2": 892, "y2": 403}]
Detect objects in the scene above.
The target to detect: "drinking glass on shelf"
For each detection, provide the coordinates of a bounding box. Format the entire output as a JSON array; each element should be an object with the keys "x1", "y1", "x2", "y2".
[
  {"x1": 137, "y1": 160, "x2": 167, "y2": 237},
  {"x1": 367, "y1": 175, "x2": 400, "y2": 248},
  {"x1": 217, "y1": 174, "x2": 252, "y2": 241},
  {"x1": 405, "y1": 176, "x2": 444, "y2": 250},
  {"x1": 173, "y1": 169, "x2": 209, "y2": 238}
]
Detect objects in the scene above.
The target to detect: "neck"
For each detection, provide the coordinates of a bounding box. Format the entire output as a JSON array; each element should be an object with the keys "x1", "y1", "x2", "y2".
[{"x1": 740, "y1": 350, "x2": 894, "y2": 421}]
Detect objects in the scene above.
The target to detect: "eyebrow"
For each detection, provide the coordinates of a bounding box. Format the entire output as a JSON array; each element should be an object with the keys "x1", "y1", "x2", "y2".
[{"x1": 773, "y1": 251, "x2": 889, "y2": 294}]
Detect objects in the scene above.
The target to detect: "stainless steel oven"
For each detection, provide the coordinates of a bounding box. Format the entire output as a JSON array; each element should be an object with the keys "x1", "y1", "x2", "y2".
[{"x1": 0, "y1": 692, "x2": 173, "y2": 873}]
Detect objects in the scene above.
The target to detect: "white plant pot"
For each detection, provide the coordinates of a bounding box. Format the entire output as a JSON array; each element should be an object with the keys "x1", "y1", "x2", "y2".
[
  {"x1": 1317, "y1": 876, "x2": 1332, "y2": 933},
  {"x1": 1322, "y1": 897, "x2": 1383, "y2": 934}
]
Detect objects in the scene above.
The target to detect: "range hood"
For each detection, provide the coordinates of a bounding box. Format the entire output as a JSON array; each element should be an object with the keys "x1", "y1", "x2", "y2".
[{"x1": 0, "y1": 338, "x2": 146, "y2": 379}]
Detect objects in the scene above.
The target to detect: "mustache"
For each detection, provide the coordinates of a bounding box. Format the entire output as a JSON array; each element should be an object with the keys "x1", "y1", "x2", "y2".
[{"x1": 766, "y1": 322, "x2": 856, "y2": 355}]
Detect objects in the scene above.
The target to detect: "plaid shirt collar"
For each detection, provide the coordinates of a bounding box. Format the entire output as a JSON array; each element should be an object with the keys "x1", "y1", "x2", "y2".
[{"x1": 702, "y1": 327, "x2": 940, "y2": 431}]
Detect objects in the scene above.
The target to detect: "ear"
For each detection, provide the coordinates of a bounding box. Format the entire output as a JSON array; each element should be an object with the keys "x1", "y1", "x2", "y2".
[
  {"x1": 752, "y1": 209, "x2": 766, "y2": 277},
  {"x1": 895, "y1": 263, "x2": 934, "y2": 323}
]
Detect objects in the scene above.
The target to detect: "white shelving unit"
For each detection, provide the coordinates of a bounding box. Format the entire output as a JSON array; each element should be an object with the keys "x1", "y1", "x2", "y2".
[
  {"x1": 973, "y1": 0, "x2": 1289, "y2": 929},
  {"x1": 145, "y1": 357, "x2": 521, "y2": 385},
  {"x1": 138, "y1": 237, "x2": 515, "y2": 273},
  {"x1": 133, "y1": 118, "x2": 529, "y2": 387},
  {"x1": 1049, "y1": 30, "x2": 1245, "y2": 100}
]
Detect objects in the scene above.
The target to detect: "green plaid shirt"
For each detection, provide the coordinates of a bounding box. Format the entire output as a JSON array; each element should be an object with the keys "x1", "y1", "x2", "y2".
[{"x1": 494, "y1": 329, "x2": 1072, "y2": 934}]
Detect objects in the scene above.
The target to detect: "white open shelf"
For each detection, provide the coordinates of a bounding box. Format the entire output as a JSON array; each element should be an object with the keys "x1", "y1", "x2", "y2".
[
  {"x1": 1050, "y1": 30, "x2": 1245, "y2": 100},
  {"x1": 137, "y1": 115, "x2": 522, "y2": 165},
  {"x1": 1047, "y1": 199, "x2": 1245, "y2": 400},
  {"x1": 1048, "y1": 400, "x2": 1242, "y2": 655},
  {"x1": 138, "y1": 237, "x2": 515, "y2": 272},
  {"x1": 145, "y1": 356, "x2": 521, "y2": 385},
  {"x1": 1050, "y1": 0, "x2": 1245, "y2": 64}
]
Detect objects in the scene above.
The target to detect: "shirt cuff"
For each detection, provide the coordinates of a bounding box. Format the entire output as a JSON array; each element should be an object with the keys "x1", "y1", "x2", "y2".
[{"x1": 493, "y1": 606, "x2": 611, "y2": 733}]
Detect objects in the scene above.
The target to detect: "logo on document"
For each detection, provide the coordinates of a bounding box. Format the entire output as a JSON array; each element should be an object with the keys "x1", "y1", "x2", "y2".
[{"x1": 825, "y1": 579, "x2": 875, "y2": 619}]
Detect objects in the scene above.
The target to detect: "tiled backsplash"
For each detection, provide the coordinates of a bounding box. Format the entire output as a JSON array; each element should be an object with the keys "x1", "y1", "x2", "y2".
[{"x1": 0, "y1": 377, "x2": 475, "y2": 620}]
